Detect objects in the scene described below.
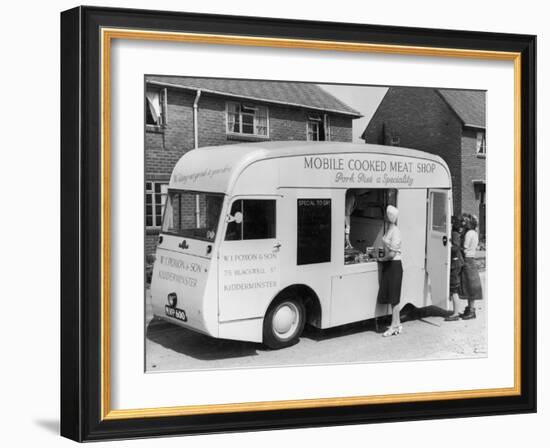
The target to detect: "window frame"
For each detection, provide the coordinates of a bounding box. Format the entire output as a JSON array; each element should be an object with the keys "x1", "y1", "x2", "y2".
[
  {"x1": 224, "y1": 198, "x2": 277, "y2": 241},
  {"x1": 225, "y1": 101, "x2": 270, "y2": 138},
  {"x1": 307, "y1": 114, "x2": 331, "y2": 141},
  {"x1": 306, "y1": 115, "x2": 324, "y2": 141},
  {"x1": 145, "y1": 181, "x2": 168, "y2": 229},
  {"x1": 160, "y1": 189, "x2": 225, "y2": 241},
  {"x1": 306, "y1": 119, "x2": 320, "y2": 141},
  {"x1": 429, "y1": 190, "x2": 448, "y2": 235},
  {"x1": 476, "y1": 130, "x2": 487, "y2": 155},
  {"x1": 145, "y1": 87, "x2": 168, "y2": 131}
]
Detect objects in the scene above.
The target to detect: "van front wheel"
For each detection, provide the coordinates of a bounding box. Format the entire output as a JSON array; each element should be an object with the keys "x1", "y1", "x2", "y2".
[{"x1": 263, "y1": 297, "x2": 305, "y2": 349}]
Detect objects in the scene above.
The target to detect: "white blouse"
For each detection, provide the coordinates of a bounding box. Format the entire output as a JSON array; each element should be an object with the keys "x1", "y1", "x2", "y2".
[
  {"x1": 382, "y1": 225, "x2": 402, "y2": 261},
  {"x1": 463, "y1": 229, "x2": 479, "y2": 258}
]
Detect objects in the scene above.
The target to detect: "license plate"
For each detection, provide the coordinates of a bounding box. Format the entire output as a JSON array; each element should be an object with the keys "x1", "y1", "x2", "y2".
[{"x1": 165, "y1": 305, "x2": 187, "y2": 322}]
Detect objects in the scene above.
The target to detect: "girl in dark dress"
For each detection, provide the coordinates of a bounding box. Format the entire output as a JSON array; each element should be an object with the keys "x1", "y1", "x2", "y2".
[
  {"x1": 445, "y1": 216, "x2": 464, "y2": 321},
  {"x1": 377, "y1": 205, "x2": 403, "y2": 337}
]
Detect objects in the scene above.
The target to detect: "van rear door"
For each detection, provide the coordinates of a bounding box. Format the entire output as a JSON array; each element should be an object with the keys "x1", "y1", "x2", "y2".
[
  {"x1": 426, "y1": 189, "x2": 451, "y2": 309},
  {"x1": 151, "y1": 190, "x2": 223, "y2": 329}
]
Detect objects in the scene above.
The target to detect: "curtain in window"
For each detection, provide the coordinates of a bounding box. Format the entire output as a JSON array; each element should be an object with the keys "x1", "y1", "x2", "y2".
[
  {"x1": 307, "y1": 121, "x2": 319, "y2": 141},
  {"x1": 227, "y1": 102, "x2": 240, "y2": 132},
  {"x1": 256, "y1": 106, "x2": 268, "y2": 135},
  {"x1": 146, "y1": 91, "x2": 161, "y2": 124},
  {"x1": 476, "y1": 132, "x2": 486, "y2": 153}
]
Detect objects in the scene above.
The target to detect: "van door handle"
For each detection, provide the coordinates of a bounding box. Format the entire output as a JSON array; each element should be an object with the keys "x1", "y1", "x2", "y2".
[
  {"x1": 442, "y1": 235, "x2": 448, "y2": 246},
  {"x1": 273, "y1": 242, "x2": 282, "y2": 252}
]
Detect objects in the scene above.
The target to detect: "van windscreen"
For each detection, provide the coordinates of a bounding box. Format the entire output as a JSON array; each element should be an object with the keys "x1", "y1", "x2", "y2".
[{"x1": 162, "y1": 190, "x2": 224, "y2": 242}]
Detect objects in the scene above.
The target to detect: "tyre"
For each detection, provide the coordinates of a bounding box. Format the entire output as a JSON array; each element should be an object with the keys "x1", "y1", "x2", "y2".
[{"x1": 263, "y1": 296, "x2": 305, "y2": 349}]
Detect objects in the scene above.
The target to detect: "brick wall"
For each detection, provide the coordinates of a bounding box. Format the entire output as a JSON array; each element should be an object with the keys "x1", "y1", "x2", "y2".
[
  {"x1": 145, "y1": 89, "x2": 195, "y2": 177},
  {"x1": 363, "y1": 87, "x2": 464, "y2": 216},
  {"x1": 197, "y1": 94, "x2": 231, "y2": 147},
  {"x1": 460, "y1": 128, "x2": 486, "y2": 219},
  {"x1": 144, "y1": 86, "x2": 355, "y2": 259},
  {"x1": 269, "y1": 105, "x2": 308, "y2": 140},
  {"x1": 329, "y1": 114, "x2": 353, "y2": 142},
  {"x1": 145, "y1": 233, "x2": 159, "y2": 260},
  {"x1": 147, "y1": 89, "x2": 353, "y2": 154}
]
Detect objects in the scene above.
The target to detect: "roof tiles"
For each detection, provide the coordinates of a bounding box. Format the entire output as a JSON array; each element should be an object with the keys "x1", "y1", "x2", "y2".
[{"x1": 147, "y1": 76, "x2": 362, "y2": 117}]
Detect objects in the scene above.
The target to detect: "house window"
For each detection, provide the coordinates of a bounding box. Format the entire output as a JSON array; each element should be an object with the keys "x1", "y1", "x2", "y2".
[
  {"x1": 226, "y1": 102, "x2": 268, "y2": 136},
  {"x1": 476, "y1": 131, "x2": 486, "y2": 154},
  {"x1": 307, "y1": 119, "x2": 320, "y2": 141},
  {"x1": 145, "y1": 88, "x2": 167, "y2": 127},
  {"x1": 307, "y1": 115, "x2": 330, "y2": 141},
  {"x1": 145, "y1": 182, "x2": 168, "y2": 227}
]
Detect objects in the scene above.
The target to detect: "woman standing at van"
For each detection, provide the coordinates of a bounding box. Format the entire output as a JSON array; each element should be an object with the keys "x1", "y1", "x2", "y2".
[
  {"x1": 445, "y1": 216, "x2": 465, "y2": 321},
  {"x1": 460, "y1": 214, "x2": 482, "y2": 319},
  {"x1": 377, "y1": 205, "x2": 403, "y2": 337}
]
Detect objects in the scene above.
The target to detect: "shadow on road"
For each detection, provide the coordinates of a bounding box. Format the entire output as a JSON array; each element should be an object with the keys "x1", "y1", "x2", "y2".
[
  {"x1": 147, "y1": 304, "x2": 451, "y2": 361},
  {"x1": 302, "y1": 304, "x2": 450, "y2": 342},
  {"x1": 147, "y1": 319, "x2": 261, "y2": 361}
]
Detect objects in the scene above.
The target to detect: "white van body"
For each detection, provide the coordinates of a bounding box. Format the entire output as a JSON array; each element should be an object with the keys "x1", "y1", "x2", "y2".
[{"x1": 151, "y1": 141, "x2": 452, "y2": 347}]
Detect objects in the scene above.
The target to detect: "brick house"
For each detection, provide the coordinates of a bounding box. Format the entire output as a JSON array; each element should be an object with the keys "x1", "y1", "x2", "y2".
[
  {"x1": 362, "y1": 87, "x2": 486, "y2": 239},
  {"x1": 145, "y1": 76, "x2": 362, "y2": 257}
]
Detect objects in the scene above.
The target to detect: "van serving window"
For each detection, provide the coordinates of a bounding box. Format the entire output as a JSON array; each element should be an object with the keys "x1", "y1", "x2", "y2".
[
  {"x1": 345, "y1": 189, "x2": 397, "y2": 264},
  {"x1": 225, "y1": 199, "x2": 276, "y2": 241},
  {"x1": 297, "y1": 199, "x2": 331, "y2": 265}
]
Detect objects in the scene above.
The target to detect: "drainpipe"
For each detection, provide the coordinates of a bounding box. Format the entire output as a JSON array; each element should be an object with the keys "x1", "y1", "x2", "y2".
[
  {"x1": 193, "y1": 89, "x2": 202, "y2": 149},
  {"x1": 193, "y1": 90, "x2": 202, "y2": 227}
]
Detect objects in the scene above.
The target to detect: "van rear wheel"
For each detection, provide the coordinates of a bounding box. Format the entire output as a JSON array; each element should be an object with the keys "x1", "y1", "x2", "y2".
[{"x1": 263, "y1": 297, "x2": 305, "y2": 349}]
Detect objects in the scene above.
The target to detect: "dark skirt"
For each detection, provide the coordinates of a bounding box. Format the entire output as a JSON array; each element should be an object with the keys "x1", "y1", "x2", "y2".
[
  {"x1": 461, "y1": 257, "x2": 482, "y2": 301},
  {"x1": 450, "y1": 258, "x2": 463, "y2": 294},
  {"x1": 377, "y1": 260, "x2": 403, "y2": 306}
]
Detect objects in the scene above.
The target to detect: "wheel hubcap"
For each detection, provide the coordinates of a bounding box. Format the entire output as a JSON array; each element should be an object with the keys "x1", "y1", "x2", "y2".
[{"x1": 272, "y1": 302, "x2": 299, "y2": 340}]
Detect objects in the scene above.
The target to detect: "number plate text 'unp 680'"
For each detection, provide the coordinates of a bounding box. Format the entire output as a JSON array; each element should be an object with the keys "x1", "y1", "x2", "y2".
[{"x1": 165, "y1": 306, "x2": 187, "y2": 322}]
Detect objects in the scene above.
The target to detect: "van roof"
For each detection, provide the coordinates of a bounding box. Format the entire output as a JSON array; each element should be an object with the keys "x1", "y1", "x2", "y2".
[{"x1": 169, "y1": 141, "x2": 450, "y2": 193}]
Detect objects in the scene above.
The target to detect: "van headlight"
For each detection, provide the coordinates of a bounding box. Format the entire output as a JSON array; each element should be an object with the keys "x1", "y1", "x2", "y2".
[{"x1": 167, "y1": 292, "x2": 177, "y2": 308}]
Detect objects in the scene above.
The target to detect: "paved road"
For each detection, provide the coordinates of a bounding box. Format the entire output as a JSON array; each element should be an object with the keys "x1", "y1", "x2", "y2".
[{"x1": 145, "y1": 273, "x2": 486, "y2": 372}]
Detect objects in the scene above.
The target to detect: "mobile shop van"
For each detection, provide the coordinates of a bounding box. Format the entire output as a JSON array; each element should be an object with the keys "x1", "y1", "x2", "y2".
[{"x1": 151, "y1": 142, "x2": 452, "y2": 349}]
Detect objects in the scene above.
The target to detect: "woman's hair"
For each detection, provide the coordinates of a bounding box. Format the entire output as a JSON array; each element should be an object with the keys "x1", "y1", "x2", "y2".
[
  {"x1": 462, "y1": 213, "x2": 478, "y2": 231},
  {"x1": 386, "y1": 205, "x2": 399, "y2": 224},
  {"x1": 471, "y1": 214, "x2": 479, "y2": 230}
]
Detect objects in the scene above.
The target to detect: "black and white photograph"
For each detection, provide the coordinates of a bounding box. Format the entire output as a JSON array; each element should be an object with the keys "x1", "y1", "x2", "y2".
[{"x1": 144, "y1": 76, "x2": 487, "y2": 372}]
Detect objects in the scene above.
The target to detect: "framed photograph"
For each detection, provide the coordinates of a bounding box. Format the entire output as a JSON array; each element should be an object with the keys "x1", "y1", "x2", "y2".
[{"x1": 60, "y1": 6, "x2": 536, "y2": 441}]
